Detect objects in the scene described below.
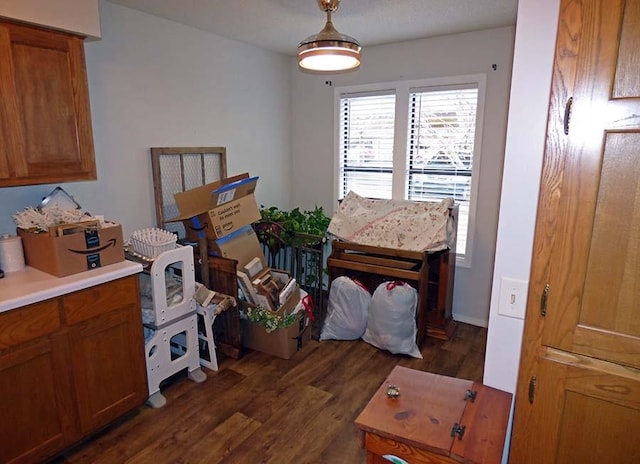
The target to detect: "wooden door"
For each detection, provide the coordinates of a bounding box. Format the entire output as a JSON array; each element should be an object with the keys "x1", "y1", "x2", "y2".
[
  {"x1": 511, "y1": 0, "x2": 640, "y2": 462},
  {"x1": 66, "y1": 277, "x2": 147, "y2": 434},
  {"x1": 0, "y1": 301, "x2": 77, "y2": 464},
  {"x1": 0, "y1": 335, "x2": 76, "y2": 464},
  {"x1": 0, "y1": 20, "x2": 96, "y2": 186}
]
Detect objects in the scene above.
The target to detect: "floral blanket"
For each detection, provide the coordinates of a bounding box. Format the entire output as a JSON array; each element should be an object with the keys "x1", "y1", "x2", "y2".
[{"x1": 328, "y1": 191, "x2": 455, "y2": 252}]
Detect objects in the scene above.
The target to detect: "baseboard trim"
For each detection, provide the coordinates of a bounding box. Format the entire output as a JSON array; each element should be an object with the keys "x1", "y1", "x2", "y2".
[{"x1": 453, "y1": 314, "x2": 488, "y2": 328}]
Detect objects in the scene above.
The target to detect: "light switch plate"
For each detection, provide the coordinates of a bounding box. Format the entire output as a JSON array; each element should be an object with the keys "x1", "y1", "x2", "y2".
[{"x1": 498, "y1": 277, "x2": 528, "y2": 319}]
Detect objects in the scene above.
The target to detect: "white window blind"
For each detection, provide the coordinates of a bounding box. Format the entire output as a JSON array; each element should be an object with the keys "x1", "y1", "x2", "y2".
[
  {"x1": 338, "y1": 91, "x2": 396, "y2": 199},
  {"x1": 406, "y1": 85, "x2": 479, "y2": 255}
]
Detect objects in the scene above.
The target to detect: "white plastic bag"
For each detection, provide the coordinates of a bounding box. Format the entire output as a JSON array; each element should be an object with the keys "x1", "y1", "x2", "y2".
[
  {"x1": 320, "y1": 276, "x2": 371, "y2": 340},
  {"x1": 362, "y1": 281, "x2": 422, "y2": 359}
]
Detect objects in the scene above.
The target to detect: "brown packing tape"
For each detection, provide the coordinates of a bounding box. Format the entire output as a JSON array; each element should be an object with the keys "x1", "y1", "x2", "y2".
[{"x1": 49, "y1": 220, "x2": 101, "y2": 237}]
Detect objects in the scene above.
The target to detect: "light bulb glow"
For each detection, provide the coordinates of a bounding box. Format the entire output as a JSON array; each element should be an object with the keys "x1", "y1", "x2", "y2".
[{"x1": 298, "y1": 46, "x2": 361, "y2": 71}]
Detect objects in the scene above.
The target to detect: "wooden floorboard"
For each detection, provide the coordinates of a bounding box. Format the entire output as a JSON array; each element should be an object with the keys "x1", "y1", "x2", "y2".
[{"x1": 53, "y1": 323, "x2": 487, "y2": 464}]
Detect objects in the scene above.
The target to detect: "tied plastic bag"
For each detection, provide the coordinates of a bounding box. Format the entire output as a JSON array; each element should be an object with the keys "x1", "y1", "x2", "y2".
[
  {"x1": 320, "y1": 276, "x2": 371, "y2": 340},
  {"x1": 362, "y1": 281, "x2": 422, "y2": 359}
]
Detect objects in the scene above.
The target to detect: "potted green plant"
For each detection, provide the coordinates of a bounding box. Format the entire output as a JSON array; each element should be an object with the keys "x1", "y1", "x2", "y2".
[{"x1": 255, "y1": 205, "x2": 330, "y2": 250}]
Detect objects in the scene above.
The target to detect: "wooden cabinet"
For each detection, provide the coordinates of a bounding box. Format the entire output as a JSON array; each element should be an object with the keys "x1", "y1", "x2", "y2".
[
  {"x1": 327, "y1": 241, "x2": 457, "y2": 343},
  {"x1": 511, "y1": 0, "x2": 640, "y2": 462},
  {"x1": 0, "y1": 300, "x2": 75, "y2": 464},
  {"x1": 203, "y1": 254, "x2": 243, "y2": 359},
  {"x1": 0, "y1": 276, "x2": 147, "y2": 464},
  {"x1": 0, "y1": 19, "x2": 96, "y2": 187},
  {"x1": 66, "y1": 276, "x2": 148, "y2": 435}
]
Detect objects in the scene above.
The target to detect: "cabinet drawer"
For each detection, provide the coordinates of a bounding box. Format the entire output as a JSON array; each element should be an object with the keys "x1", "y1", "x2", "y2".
[
  {"x1": 64, "y1": 276, "x2": 139, "y2": 325},
  {"x1": 0, "y1": 300, "x2": 61, "y2": 350}
]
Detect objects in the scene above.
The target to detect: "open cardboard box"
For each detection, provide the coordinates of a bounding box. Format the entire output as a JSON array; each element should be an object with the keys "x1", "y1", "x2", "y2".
[
  {"x1": 205, "y1": 221, "x2": 305, "y2": 359},
  {"x1": 167, "y1": 172, "x2": 261, "y2": 241},
  {"x1": 241, "y1": 299, "x2": 311, "y2": 359},
  {"x1": 211, "y1": 225, "x2": 300, "y2": 311},
  {"x1": 240, "y1": 271, "x2": 304, "y2": 359},
  {"x1": 18, "y1": 221, "x2": 125, "y2": 277}
]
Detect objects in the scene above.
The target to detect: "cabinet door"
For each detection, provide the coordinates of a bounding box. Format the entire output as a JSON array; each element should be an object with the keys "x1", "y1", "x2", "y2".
[
  {"x1": 514, "y1": 353, "x2": 640, "y2": 463},
  {"x1": 512, "y1": 0, "x2": 640, "y2": 462},
  {"x1": 66, "y1": 276, "x2": 147, "y2": 434},
  {"x1": 0, "y1": 335, "x2": 76, "y2": 464},
  {"x1": 539, "y1": 0, "x2": 640, "y2": 368},
  {"x1": 0, "y1": 25, "x2": 16, "y2": 181},
  {"x1": 0, "y1": 20, "x2": 96, "y2": 186}
]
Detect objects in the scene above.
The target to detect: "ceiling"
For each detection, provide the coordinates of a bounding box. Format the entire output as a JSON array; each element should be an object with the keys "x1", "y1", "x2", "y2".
[{"x1": 105, "y1": 0, "x2": 518, "y2": 56}]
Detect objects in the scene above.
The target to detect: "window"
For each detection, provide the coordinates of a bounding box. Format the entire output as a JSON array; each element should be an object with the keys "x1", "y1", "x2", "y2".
[{"x1": 336, "y1": 76, "x2": 485, "y2": 266}]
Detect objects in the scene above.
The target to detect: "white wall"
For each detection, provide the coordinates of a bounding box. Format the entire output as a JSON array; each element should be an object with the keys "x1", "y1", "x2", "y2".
[
  {"x1": 0, "y1": 0, "x2": 101, "y2": 38},
  {"x1": 483, "y1": 0, "x2": 561, "y2": 395},
  {"x1": 483, "y1": 6, "x2": 561, "y2": 460},
  {"x1": 290, "y1": 27, "x2": 515, "y2": 326},
  {"x1": 0, "y1": 0, "x2": 292, "y2": 238}
]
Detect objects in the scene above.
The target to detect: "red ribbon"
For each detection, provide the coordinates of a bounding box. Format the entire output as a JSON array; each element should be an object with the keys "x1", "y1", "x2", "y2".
[
  {"x1": 350, "y1": 277, "x2": 371, "y2": 293},
  {"x1": 302, "y1": 294, "x2": 315, "y2": 321},
  {"x1": 385, "y1": 281, "x2": 407, "y2": 291}
]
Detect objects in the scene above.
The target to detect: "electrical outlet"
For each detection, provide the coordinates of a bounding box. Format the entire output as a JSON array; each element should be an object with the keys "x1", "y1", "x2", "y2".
[{"x1": 498, "y1": 277, "x2": 528, "y2": 319}]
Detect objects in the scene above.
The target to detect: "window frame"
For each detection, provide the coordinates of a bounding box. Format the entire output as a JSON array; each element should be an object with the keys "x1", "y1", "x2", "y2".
[{"x1": 333, "y1": 74, "x2": 486, "y2": 268}]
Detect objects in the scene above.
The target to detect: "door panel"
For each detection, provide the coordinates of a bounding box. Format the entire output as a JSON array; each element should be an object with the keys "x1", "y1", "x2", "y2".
[
  {"x1": 513, "y1": 350, "x2": 640, "y2": 463},
  {"x1": 541, "y1": 0, "x2": 640, "y2": 369},
  {"x1": 581, "y1": 133, "x2": 640, "y2": 335},
  {"x1": 0, "y1": 20, "x2": 96, "y2": 185},
  {"x1": 13, "y1": 42, "x2": 81, "y2": 172},
  {"x1": 556, "y1": 380, "x2": 640, "y2": 464},
  {"x1": 0, "y1": 25, "x2": 20, "y2": 180},
  {"x1": 0, "y1": 336, "x2": 76, "y2": 464},
  {"x1": 612, "y1": 0, "x2": 640, "y2": 98},
  {"x1": 69, "y1": 303, "x2": 147, "y2": 434}
]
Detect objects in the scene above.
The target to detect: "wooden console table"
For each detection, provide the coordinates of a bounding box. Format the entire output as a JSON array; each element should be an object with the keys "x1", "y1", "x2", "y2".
[
  {"x1": 327, "y1": 241, "x2": 456, "y2": 344},
  {"x1": 355, "y1": 366, "x2": 512, "y2": 464}
]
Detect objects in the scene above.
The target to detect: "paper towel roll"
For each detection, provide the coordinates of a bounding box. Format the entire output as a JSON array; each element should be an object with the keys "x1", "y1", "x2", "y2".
[{"x1": 0, "y1": 234, "x2": 26, "y2": 273}]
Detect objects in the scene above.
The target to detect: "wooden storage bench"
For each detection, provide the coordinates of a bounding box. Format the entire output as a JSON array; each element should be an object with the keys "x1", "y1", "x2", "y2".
[{"x1": 355, "y1": 366, "x2": 512, "y2": 463}]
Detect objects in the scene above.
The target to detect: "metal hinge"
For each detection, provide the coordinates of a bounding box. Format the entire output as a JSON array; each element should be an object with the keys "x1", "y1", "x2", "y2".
[
  {"x1": 451, "y1": 423, "x2": 466, "y2": 440},
  {"x1": 528, "y1": 376, "x2": 537, "y2": 404},
  {"x1": 464, "y1": 389, "x2": 477, "y2": 402},
  {"x1": 541, "y1": 283, "x2": 550, "y2": 316}
]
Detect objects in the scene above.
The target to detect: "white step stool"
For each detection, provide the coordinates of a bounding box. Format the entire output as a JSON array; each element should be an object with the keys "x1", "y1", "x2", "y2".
[
  {"x1": 195, "y1": 294, "x2": 236, "y2": 371},
  {"x1": 141, "y1": 245, "x2": 206, "y2": 408},
  {"x1": 196, "y1": 303, "x2": 218, "y2": 371}
]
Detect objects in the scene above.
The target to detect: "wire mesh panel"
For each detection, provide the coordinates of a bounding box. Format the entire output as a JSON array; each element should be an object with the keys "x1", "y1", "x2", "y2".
[{"x1": 150, "y1": 147, "x2": 227, "y2": 239}]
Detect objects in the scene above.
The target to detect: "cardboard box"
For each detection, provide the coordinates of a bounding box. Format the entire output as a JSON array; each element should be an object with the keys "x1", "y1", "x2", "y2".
[
  {"x1": 18, "y1": 223, "x2": 125, "y2": 277},
  {"x1": 207, "y1": 219, "x2": 300, "y2": 311},
  {"x1": 242, "y1": 309, "x2": 311, "y2": 359},
  {"x1": 168, "y1": 173, "x2": 261, "y2": 241},
  {"x1": 209, "y1": 225, "x2": 267, "y2": 269}
]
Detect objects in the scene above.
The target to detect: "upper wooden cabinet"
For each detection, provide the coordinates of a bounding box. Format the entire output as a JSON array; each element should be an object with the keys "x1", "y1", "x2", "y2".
[{"x1": 0, "y1": 20, "x2": 96, "y2": 187}]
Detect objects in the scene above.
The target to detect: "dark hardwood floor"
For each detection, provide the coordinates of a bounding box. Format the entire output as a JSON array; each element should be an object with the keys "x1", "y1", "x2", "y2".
[{"x1": 53, "y1": 323, "x2": 486, "y2": 464}]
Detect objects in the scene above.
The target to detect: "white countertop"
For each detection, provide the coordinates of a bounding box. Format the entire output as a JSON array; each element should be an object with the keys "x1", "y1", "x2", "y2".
[{"x1": 0, "y1": 260, "x2": 143, "y2": 313}]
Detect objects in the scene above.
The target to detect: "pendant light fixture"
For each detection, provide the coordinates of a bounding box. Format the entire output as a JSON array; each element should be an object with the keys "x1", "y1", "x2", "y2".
[{"x1": 297, "y1": 0, "x2": 361, "y2": 73}]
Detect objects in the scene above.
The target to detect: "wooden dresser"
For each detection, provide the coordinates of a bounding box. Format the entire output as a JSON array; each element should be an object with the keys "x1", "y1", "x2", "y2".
[
  {"x1": 355, "y1": 366, "x2": 511, "y2": 464},
  {"x1": 328, "y1": 241, "x2": 456, "y2": 344}
]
